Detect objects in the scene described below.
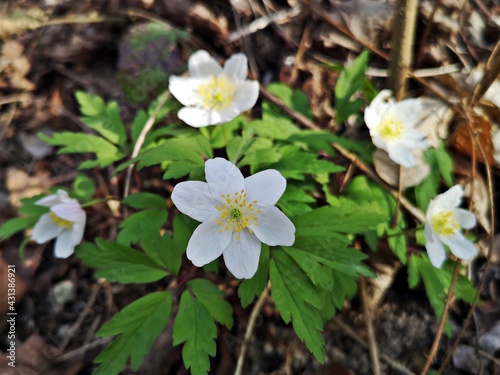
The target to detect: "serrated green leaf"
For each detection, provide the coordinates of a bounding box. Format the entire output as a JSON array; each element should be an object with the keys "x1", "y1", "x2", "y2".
[
  {"x1": 238, "y1": 245, "x2": 270, "y2": 307},
  {"x1": 278, "y1": 185, "x2": 315, "y2": 217},
  {"x1": 173, "y1": 291, "x2": 217, "y2": 375},
  {"x1": 266, "y1": 83, "x2": 313, "y2": 119},
  {"x1": 245, "y1": 117, "x2": 299, "y2": 141},
  {"x1": 122, "y1": 193, "x2": 167, "y2": 209},
  {"x1": 117, "y1": 209, "x2": 167, "y2": 246},
  {"x1": 188, "y1": 279, "x2": 233, "y2": 328},
  {"x1": 76, "y1": 239, "x2": 168, "y2": 283},
  {"x1": 94, "y1": 291, "x2": 172, "y2": 375},
  {"x1": 39, "y1": 132, "x2": 123, "y2": 169},
  {"x1": 335, "y1": 50, "x2": 369, "y2": 123},
  {"x1": 75, "y1": 90, "x2": 105, "y2": 117},
  {"x1": 270, "y1": 250, "x2": 325, "y2": 363}
]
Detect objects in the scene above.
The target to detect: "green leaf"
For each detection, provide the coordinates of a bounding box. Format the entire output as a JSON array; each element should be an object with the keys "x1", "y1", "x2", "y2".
[
  {"x1": 188, "y1": 279, "x2": 233, "y2": 328},
  {"x1": 131, "y1": 110, "x2": 149, "y2": 144},
  {"x1": 173, "y1": 290, "x2": 217, "y2": 375},
  {"x1": 39, "y1": 132, "x2": 123, "y2": 169},
  {"x1": 435, "y1": 142, "x2": 453, "y2": 187},
  {"x1": 278, "y1": 185, "x2": 315, "y2": 217},
  {"x1": 266, "y1": 83, "x2": 313, "y2": 119},
  {"x1": 117, "y1": 209, "x2": 167, "y2": 246},
  {"x1": 73, "y1": 174, "x2": 96, "y2": 201},
  {"x1": 270, "y1": 250, "x2": 325, "y2": 363},
  {"x1": 0, "y1": 217, "x2": 39, "y2": 241},
  {"x1": 94, "y1": 291, "x2": 172, "y2": 375},
  {"x1": 122, "y1": 193, "x2": 167, "y2": 210},
  {"x1": 238, "y1": 245, "x2": 270, "y2": 307},
  {"x1": 245, "y1": 117, "x2": 299, "y2": 141},
  {"x1": 76, "y1": 239, "x2": 168, "y2": 283},
  {"x1": 335, "y1": 50, "x2": 369, "y2": 123},
  {"x1": 75, "y1": 91, "x2": 126, "y2": 145}
]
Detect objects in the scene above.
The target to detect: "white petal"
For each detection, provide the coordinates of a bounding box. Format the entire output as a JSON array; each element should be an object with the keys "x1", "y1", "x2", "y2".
[
  {"x1": 250, "y1": 206, "x2": 295, "y2": 246},
  {"x1": 171, "y1": 181, "x2": 219, "y2": 222},
  {"x1": 425, "y1": 223, "x2": 447, "y2": 268},
  {"x1": 31, "y1": 214, "x2": 63, "y2": 243},
  {"x1": 393, "y1": 98, "x2": 422, "y2": 128},
  {"x1": 244, "y1": 169, "x2": 286, "y2": 206},
  {"x1": 188, "y1": 50, "x2": 223, "y2": 78},
  {"x1": 36, "y1": 189, "x2": 68, "y2": 207},
  {"x1": 205, "y1": 158, "x2": 244, "y2": 196},
  {"x1": 233, "y1": 81, "x2": 259, "y2": 112},
  {"x1": 223, "y1": 230, "x2": 261, "y2": 279},
  {"x1": 400, "y1": 127, "x2": 428, "y2": 145},
  {"x1": 223, "y1": 53, "x2": 248, "y2": 83},
  {"x1": 186, "y1": 216, "x2": 232, "y2": 267},
  {"x1": 53, "y1": 224, "x2": 84, "y2": 258},
  {"x1": 51, "y1": 201, "x2": 85, "y2": 222},
  {"x1": 364, "y1": 90, "x2": 393, "y2": 130},
  {"x1": 454, "y1": 208, "x2": 476, "y2": 229},
  {"x1": 440, "y1": 232, "x2": 478, "y2": 261},
  {"x1": 387, "y1": 142, "x2": 417, "y2": 167},
  {"x1": 177, "y1": 107, "x2": 215, "y2": 127},
  {"x1": 436, "y1": 185, "x2": 464, "y2": 210},
  {"x1": 168, "y1": 76, "x2": 201, "y2": 106}
]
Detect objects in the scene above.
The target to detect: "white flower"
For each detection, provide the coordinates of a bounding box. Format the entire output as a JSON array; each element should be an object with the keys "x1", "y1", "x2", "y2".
[
  {"x1": 424, "y1": 185, "x2": 477, "y2": 268},
  {"x1": 31, "y1": 189, "x2": 86, "y2": 258},
  {"x1": 171, "y1": 158, "x2": 295, "y2": 279},
  {"x1": 169, "y1": 50, "x2": 259, "y2": 127},
  {"x1": 365, "y1": 90, "x2": 428, "y2": 167}
]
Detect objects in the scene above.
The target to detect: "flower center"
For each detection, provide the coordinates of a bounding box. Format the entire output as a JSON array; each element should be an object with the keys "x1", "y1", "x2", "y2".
[
  {"x1": 377, "y1": 114, "x2": 404, "y2": 142},
  {"x1": 431, "y1": 210, "x2": 460, "y2": 236},
  {"x1": 49, "y1": 212, "x2": 73, "y2": 229},
  {"x1": 215, "y1": 189, "x2": 261, "y2": 239},
  {"x1": 197, "y1": 75, "x2": 236, "y2": 110}
]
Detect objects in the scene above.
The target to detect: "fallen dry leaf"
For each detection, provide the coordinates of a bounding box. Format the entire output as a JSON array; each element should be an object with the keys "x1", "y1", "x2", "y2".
[{"x1": 373, "y1": 148, "x2": 430, "y2": 188}]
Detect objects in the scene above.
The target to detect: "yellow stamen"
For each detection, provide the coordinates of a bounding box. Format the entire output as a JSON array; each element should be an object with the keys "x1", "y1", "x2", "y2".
[
  {"x1": 49, "y1": 212, "x2": 73, "y2": 229},
  {"x1": 215, "y1": 190, "x2": 259, "y2": 236},
  {"x1": 197, "y1": 75, "x2": 236, "y2": 110},
  {"x1": 431, "y1": 210, "x2": 460, "y2": 236},
  {"x1": 377, "y1": 114, "x2": 404, "y2": 142}
]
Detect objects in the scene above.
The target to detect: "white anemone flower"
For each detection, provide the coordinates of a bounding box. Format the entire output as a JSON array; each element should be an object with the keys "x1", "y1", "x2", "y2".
[
  {"x1": 365, "y1": 90, "x2": 428, "y2": 168},
  {"x1": 168, "y1": 50, "x2": 259, "y2": 127},
  {"x1": 31, "y1": 189, "x2": 86, "y2": 258},
  {"x1": 171, "y1": 158, "x2": 295, "y2": 279},
  {"x1": 424, "y1": 185, "x2": 477, "y2": 268}
]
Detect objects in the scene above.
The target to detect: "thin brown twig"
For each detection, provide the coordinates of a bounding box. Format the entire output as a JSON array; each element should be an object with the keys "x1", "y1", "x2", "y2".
[
  {"x1": 360, "y1": 276, "x2": 381, "y2": 375},
  {"x1": 420, "y1": 260, "x2": 461, "y2": 374},
  {"x1": 331, "y1": 318, "x2": 416, "y2": 375},
  {"x1": 234, "y1": 281, "x2": 271, "y2": 375}
]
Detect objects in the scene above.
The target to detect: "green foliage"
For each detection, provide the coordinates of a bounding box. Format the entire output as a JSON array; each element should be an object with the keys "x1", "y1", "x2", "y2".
[
  {"x1": 0, "y1": 196, "x2": 48, "y2": 241},
  {"x1": 39, "y1": 132, "x2": 123, "y2": 169},
  {"x1": 266, "y1": 83, "x2": 313, "y2": 119},
  {"x1": 414, "y1": 143, "x2": 454, "y2": 211},
  {"x1": 75, "y1": 91, "x2": 126, "y2": 145},
  {"x1": 345, "y1": 176, "x2": 408, "y2": 263},
  {"x1": 73, "y1": 174, "x2": 96, "y2": 201},
  {"x1": 117, "y1": 210, "x2": 168, "y2": 246},
  {"x1": 238, "y1": 245, "x2": 270, "y2": 307},
  {"x1": 76, "y1": 239, "x2": 169, "y2": 283},
  {"x1": 94, "y1": 291, "x2": 172, "y2": 375},
  {"x1": 122, "y1": 192, "x2": 167, "y2": 210},
  {"x1": 408, "y1": 254, "x2": 476, "y2": 335},
  {"x1": 173, "y1": 278, "x2": 234, "y2": 375},
  {"x1": 335, "y1": 50, "x2": 370, "y2": 123}
]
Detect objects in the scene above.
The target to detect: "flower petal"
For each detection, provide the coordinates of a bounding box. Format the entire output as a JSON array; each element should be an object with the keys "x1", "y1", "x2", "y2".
[
  {"x1": 393, "y1": 98, "x2": 422, "y2": 128},
  {"x1": 36, "y1": 189, "x2": 68, "y2": 207},
  {"x1": 454, "y1": 208, "x2": 476, "y2": 229},
  {"x1": 205, "y1": 158, "x2": 244, "y2": 196},
  {"x1": 440, "y1": 232, "x2": 478, "y2": 261},
  {"x1": 177, "y1": 107, "x2": 214, "y2": 127},
  {"x1": 51, "y1": 201, "x2": 85, "y2": 222},
  {"x1": 364, "y1": 90, "x2": 393, "y2": 130},
  {"x1": 244, "y1": 169, "x2": 286, "y2": 206},
  {"x1": 425, "y1": 223, "x2": 447, "y2": 268},
  {"x1": 186, "y1": 216, "x2": 232, "y2": 267},
  {"x1": 435, "y1": 185, "x2": 464, "y2": 211},
  {"x1": 188, "y1": 50, "x2": 223, "y2": 78},
  {"x1": 222, "y1": 230, "x2": 261, "y2": 279},
  {"x1": 53, "y1": 223, "x2": 84, "y2": 258},
  {"x1": 387, "y1": 142, "x2": 417, "y2": 167},
  {"x1": 171, "y1": 181, "x2": 219, "y2": 222},
  {"x1": 233, "y1": 81, "x2": 259, "y2": 112},
  {"x1": 31, "y1": 214, "x2": 63, "y2": 243},
  {"x1": 168, "y1": 76, "x2": 202, "y2": 106},
  {"x1": 250, "y1": 206, "x2": 295, "y2": 246},
  {"x1": 223, "y1": 53, "x2": 248, "y2": 83}
]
